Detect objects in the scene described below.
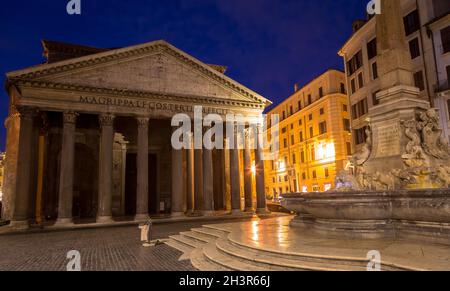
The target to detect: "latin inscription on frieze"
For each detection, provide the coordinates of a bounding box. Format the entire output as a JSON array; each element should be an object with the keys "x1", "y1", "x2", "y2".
[
  {"x1": 78, "y1": 96, "x2": 231, "y2": 115},
  {"x1": 375, "y1": 123, "x2": 401, "y2": 158}
]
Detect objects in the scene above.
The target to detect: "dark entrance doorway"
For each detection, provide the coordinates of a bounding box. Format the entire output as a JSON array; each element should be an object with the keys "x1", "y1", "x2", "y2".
[
  {"x1": 73, "y1": 144, "x2": 98, "y2": 219},
  {"x1": 124, "y1": 153, "x2": 158, "y2": 216}
]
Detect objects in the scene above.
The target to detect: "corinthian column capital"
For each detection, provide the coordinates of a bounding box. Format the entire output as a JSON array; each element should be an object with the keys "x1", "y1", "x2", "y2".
[
  {"x1": 136, "y1": 117, "x2": 150, "y2": 129},
  {"x1": 63, "y1": 111, "x2": 79, "y2": 124},
  {"x1": 99, "y1": 113, "x2": 115, "y2": 127}
]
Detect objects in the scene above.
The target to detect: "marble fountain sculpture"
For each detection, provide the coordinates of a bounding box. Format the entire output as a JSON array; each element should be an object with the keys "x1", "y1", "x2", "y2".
[{"x1": 282, "y1": 0, "x2": 450, "y2": 245}]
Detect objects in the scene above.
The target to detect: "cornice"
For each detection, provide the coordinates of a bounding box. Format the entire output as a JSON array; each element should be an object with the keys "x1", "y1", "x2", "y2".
[{"x1": 15, "y1": 80, "x2": 266, "y2": 110}]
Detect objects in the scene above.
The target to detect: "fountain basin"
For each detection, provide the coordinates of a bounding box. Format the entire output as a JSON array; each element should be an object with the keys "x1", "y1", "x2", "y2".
[{"x1": 281, "y1": 189, "x2": 450, "y2": 244}]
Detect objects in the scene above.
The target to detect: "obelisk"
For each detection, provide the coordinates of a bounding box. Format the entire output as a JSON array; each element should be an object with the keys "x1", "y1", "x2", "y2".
[{"x1": 362, "y1": 0, "x2": 430, "y2": 173}]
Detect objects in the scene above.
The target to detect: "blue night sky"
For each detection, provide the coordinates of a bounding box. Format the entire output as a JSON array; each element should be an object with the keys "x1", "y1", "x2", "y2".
[{"x1": 0, "y1": 0, "x2": 367, "y2": 150}]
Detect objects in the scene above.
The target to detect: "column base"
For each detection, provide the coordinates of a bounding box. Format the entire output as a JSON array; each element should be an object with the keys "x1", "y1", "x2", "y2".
[
  {"x1": 230, "y1": 209, "x2": 244, "y2": 216},
  {"x1": 171, "y1": 212, "x2": 185, "y2": 218},
  {"x1": 244, "y1": 207, "x2": 255, "y2": 213},
  {"x1": 134, "y1": 214, "x2": 150, "y2": 222},
  {"x1": 256, "y1": 208, "x2": 271, "y2": 215},
  {"x1": 54, "y1": 218, "x2": 74, "y2": 226},
  {"x1": 9, "y1": 220, "x2": 29, "y2": 230},
  {"x1": 96, "y1": 216, "x2": 114, "y2": 224},
  {"x1": 202, "y1": 210, "x2": 215, "y2": 217}
]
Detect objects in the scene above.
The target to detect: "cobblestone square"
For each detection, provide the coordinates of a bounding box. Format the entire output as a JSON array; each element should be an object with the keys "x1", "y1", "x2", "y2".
[{"x1": 0, "y1": 222, "x2": 210, "y2": 271}]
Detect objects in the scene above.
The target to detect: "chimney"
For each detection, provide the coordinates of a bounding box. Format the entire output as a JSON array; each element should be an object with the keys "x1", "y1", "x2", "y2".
[{"x1": 294, "y1": 83, "x2": 299, "y2": 92}]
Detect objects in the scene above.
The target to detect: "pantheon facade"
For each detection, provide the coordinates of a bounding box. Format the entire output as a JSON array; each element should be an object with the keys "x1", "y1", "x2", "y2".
[{"x1": 2, "y1": 40, "x2": 271, "y2": 228}]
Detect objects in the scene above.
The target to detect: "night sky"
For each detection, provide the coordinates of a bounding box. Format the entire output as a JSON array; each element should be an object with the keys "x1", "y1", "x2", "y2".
[{"x1": 0, "y1": 0, "x2": 367, "y2": 150}]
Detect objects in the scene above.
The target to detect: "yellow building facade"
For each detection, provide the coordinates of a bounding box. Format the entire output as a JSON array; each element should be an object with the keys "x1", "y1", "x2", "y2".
[{"x1": 265, "y1": 69, "x2": 352, "y2": 198}]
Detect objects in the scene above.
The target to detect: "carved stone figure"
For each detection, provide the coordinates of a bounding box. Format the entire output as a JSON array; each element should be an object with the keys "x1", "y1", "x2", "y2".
[
  {"x1": 370, "y1": 171, "x2": 396, "y2": 191},
  {"x1": 401, "y1": 119, "x2": 428, "y2": 167},
  {"x1": 352, "y1": 126, "x2": 372, "y2": 166},
  {"x1": 334, "y1": 170, "x2": 362, "y2": 191},
  {"x1": 417, "y1": 109, "x2": 450, "y2": 160},
  {"x1": 436, "y1": 165, "x2": 450, "y2": 188}
]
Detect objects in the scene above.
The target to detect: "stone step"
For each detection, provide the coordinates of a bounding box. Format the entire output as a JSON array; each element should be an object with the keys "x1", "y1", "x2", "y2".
[
  {"x1": 164, "y1": 239, "x2": 194, "y2": 258},
  {"x1": 216, "y1": 238, "x2": 367, "y2": 271},
  {"x1": 169, "y1": 234, "x2": 205, "y2": 249},
  {"x1": 191, "y1": 227, "x2": 227, "y2": 239},
  {"x1": 190, "y1": 247, "x2": 232, "y2": 271},
  {"x1": 180, "y1": 231, "x2": 215, "y2": 243},
  {"x1": 202, "y1": 242, "x2": 269, "y2": 271}
]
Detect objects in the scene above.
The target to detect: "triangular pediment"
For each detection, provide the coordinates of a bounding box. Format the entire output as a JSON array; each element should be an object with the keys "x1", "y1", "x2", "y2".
[{"x1": 7, "y1": 40, "x2": 270, "y2": 106}]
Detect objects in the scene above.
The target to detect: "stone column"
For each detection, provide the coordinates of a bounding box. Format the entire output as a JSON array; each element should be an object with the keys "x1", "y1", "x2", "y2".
[
  {"x1": 97, "y1": 114, "x2": 115, "y2": 223},
  {"x1": 135, "y1": 117, "x2": 149, "y2": 221},
  {"x1": 8, "y1": 107, "x2": 35, "y2": 229},
  {"x1": 171, "y1": 127, "x2": 185, "y2": 217},
  {"x1": 194, "y1": 147, "x2": 203, "y2": 214},
  {"x1": 243, "y1": 129, "x2": 253, "y2": 212},
  {"x1": 202, "y1": 128, "x2": 214, "y2": 215},
  {"x1": 255, "y1": 124, "x2": 269, "y2": 214},
  {"x1": 229, "y1": 125, "x2": 242, "y2": 215},
  {"x1": 55, "y1": 111, "x2": 78, "y2": 225},
  {"x1": 186, "y1": 134, "x2": 194, "y2": 214}
]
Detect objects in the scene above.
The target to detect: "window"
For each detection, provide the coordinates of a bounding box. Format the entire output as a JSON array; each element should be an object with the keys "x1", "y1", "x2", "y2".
[
  {"x1": 403, "y1": 10, "x2": 420, "y2": 36},
  {"x1": 442, "y1": 26, "x2": 450, "y2": 54},
  {"x1": 358, "y1": 72, "x2": 364, "y2": 88},
  {"x1": 414, "y1": 71, "x2": 425, "y2": 91},
  {"x1": 359, "y1": 98, "x2": 368, "y2": 116},
  {"x1": 298, "y1": 101, "x2": 302, "y2": 111},
  {"x1": 447, "y1": 99, "x2": 450, "y2": 120},
  {"x1": 351, "y1": 104, "x2": 358, "y2": 120},
  {"x1": 283, "y1": 138, "x2": 287, "y2": 148},
  {"x1": 271, "y1": 160, "x2": 274, "y2": 170},
  {"x1": 311, "y1": 147, "x2": 316, "y2": 161},
  {"x1": 347, "y1": 50, "x2": 363, "y2": 75},
  {"x1": 272, "y1": 177, "x2": 275, "y2": 183},
  {"x1": 282, "y1": 127, "x2": 287, "y2": 133},
  {"x1": 307, "y1": 94, "x2": 312, "y2": 105},
  {"x1": 302, "y1": 173, "x2": 306, "y2": 180},
  {"x1": 319, "y1": 87, "x2": 324, "y2": 98},
  {"x1": 343, "y1": 118, "x2": 351, "y2": 132},
  {"x1": 291, "y1": 135, "x2": 295, "y2": 145},
  {"x1": 409, "y1": 38, "x2": 421, "y2": 59},
  {"x1": 282, "y1": 111, "x2": 286, "y2": 120},
  {"x1": 372, "y1": 62, "x2": 378, "y2": 80},
  {"x1": 292, "y1": 154, "x2": 296, "y2": 164},
  {"x1": 290, "y1": 106, "x2": 293, "y2": 116},
  {"x1": 284, "y1": 175, "x2": 288, "y2": 182},
  {"x1": 299, "y1": 119, "x2": 302, "y2": 126},
  {"x1": 351, "y1": 79, "x2": 356, "y2": 94},
  {"x1": 343, "y1": 104, "x2": 348, "y2": 112},
  {"x1": 290, "y1": 123, "x2": 294, "y2": 130},
  {"x1": 340, "y1": 83, "x2": 346, "y2": 94},
  {"x1": 324, "y1": 168, "x2": 329, "y2": 178},
  {"x1": 319, "y1": 121, "x2": 327, "y2": 135},
  {"x1": 367, "y1": 38, "x2": 377, "y2": 59},
  {"x1": 299, "y1": 131, "x2": 304, "y2": 142},
  {"x1": 301, "y1": 151, "x2": 305, "y2": 163},
  {"x1": 309, "y1": 127, "x2": 314, "y2": 138},
  {"x1": 346, "y1": 142, "x2": 352, "y2": 156},
  {"x1": 320, "y1": 108, "x2": 325, "y2": 115},
  {"x1": 372, "y1": 90, "x2": 380, "y2": 106},
  {"x1": 312, "y1": 170, "x2": 317, "y2": 179},
  {"x1": 308, "y1": 114, "x2": 313, "y2": 121},
  {"x1": 354, "y1": 126, "x2": 368, "y2": 145}
]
